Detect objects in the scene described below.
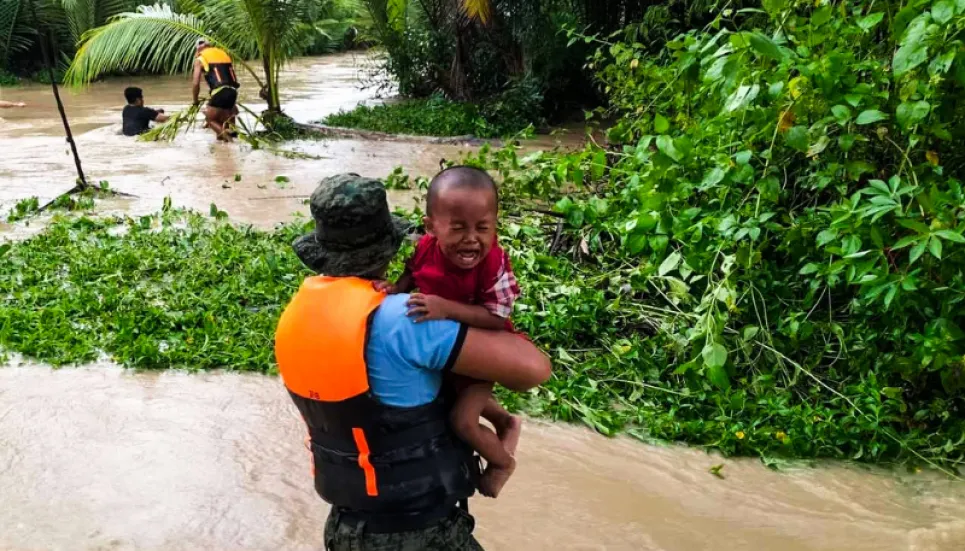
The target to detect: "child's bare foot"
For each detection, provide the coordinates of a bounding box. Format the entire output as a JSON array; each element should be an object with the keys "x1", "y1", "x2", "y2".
[
  {"x1": 479, "y1": 457, "x2": 515, "y2": 498},
  {"x1": 496, "y1": 415, "x2": 523, "y2": 457}
]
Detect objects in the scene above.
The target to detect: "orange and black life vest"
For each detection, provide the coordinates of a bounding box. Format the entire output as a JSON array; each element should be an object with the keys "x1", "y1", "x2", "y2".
[
  {"x1": 275, "y1": 276, "x2": 476, "y2": 525},
  {"x1": 197, "y1": 47, "x2": 240, "y2": 91}
]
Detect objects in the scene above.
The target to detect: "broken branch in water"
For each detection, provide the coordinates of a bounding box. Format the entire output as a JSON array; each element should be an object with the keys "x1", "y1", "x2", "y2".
[
  {"x1": 139, "y1": 102, "x2": 204, "y2": 142},
  {"x1": 34, "y1": 182, "x2": 138, "y2": 216}
]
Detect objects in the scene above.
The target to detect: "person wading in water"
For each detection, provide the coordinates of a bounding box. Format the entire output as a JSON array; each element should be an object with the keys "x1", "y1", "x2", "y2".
[
  {"x1": 274, "y1": 174, "x2": 552, "y2": 550},
  {"x1": 191, "y1": 39, "x2": 240, "y2": 141}
]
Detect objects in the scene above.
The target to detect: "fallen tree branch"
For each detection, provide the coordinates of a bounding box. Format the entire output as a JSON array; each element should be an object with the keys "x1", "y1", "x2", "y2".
[{"x1": 36, "y1": 183, "x2": 138, "y2": 215}]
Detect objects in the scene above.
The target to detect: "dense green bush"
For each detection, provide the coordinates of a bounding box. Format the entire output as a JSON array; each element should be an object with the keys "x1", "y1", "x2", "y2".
[
  {"x1": 461, "y1": 0, "x2": 965, "y2": 467},
  {"x1": 322, "y1": 85, "x2": 541, "y2": 137}
]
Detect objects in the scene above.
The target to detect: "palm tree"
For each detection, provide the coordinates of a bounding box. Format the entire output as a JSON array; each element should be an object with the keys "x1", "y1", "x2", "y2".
[
  {"x1": 1, "y1": 0, "x2": 136, "y2": 75},
  {"x1": 64, "y1": 0, "x2": 315, "y2": 113}
]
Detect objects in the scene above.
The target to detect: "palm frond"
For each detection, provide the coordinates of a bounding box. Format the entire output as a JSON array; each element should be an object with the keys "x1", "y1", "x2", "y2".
[
  {"x1": 0, "y1": 0, "x2": 27, "y2": 64},
  {"x1": 138, "y1": 100, "x2": 203, "y2": 141},
  {"x1": 61, "y1": 0, "x2": 133, "y2": 47},
  {"x1": 64, "y1": 3, "x2": 260, "y2": 87}
]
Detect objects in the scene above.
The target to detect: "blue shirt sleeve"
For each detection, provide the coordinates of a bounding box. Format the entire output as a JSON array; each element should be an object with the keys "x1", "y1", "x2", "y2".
[{"x1": 364, "y1": 294, "x2": 466, "y2": 407}]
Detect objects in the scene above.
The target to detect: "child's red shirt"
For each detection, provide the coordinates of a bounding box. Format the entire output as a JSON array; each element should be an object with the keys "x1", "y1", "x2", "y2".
[{"x1": 408, "y1": 235, "x2": 520, "y2": 331}]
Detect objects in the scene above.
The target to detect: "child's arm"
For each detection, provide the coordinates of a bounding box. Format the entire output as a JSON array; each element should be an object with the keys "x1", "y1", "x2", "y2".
[
  {"x1": 374, "y1": 267, "x2": 415, "y2": 294},
  {"x1": 407, "y1": 294, "x2": 506, "y2": 330},
  {"x1": 393, "y1": 268, "x2": 415, "y2": 293}
]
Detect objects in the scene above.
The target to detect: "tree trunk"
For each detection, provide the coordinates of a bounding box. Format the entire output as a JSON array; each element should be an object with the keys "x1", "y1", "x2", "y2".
[{"x1": 262, "y1": 55, "x2": 279, "y2": 112}]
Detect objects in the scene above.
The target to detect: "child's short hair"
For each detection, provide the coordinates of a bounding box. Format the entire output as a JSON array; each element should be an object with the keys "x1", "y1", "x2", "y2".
[
  {"x1": 426, "y1": 166, "x2": 498, "y2": 216},
  {"x1": 124, "y1": 87, "x2": 143, "y2": 105}
]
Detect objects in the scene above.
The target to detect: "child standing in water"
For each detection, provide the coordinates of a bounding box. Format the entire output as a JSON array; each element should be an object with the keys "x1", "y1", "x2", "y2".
[{"x1": 380, "y1": 165, "x2": 523, "y2": 498}]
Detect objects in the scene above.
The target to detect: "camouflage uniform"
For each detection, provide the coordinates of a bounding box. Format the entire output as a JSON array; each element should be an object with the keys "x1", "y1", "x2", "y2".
[
  {"x1": 294, "y1": 174, "x2": 483, "y2": 550},
  {"x1": 324, "y1": 508, "x2": 484, "y2": 551}
]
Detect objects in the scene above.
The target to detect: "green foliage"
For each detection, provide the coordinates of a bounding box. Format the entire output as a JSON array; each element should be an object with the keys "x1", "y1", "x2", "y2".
[
  {"x1": 6, "y1": 197, "x2": 39, "y2": 222},
  {"x1": 0, "y1": 68, "x2": 18, "y2": 85},
  {"x1": 0, "y1": 209, "x2": 311, "y2": 369},
  {"x1": 465, "y1": 0, "x2": 965, "y2": 467},
  {"x1": 321, "y1": 93, "x2": 534, "y2": 138}
]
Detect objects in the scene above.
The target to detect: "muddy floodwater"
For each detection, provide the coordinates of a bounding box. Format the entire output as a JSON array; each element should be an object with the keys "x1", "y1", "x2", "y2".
[
  {"x1": 0, "y1": 365, "x2": 964, "y2": 551},
  {"x1": 0, "y1": 54, "x2": 579, "y2": 228},
  {"x1": 2, "y1": 53, "x2": 965, "y2": 550}
]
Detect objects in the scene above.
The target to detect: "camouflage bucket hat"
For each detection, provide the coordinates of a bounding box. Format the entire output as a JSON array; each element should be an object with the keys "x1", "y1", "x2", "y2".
[{"x1": 293, "y1": 174, "x2": 412, "y2": 277}]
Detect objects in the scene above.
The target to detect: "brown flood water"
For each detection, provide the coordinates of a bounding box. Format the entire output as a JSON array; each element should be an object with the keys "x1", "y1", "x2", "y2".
[
  {"x1": 0, "y1": 364, "x2": 963, "y2": 551},
  {"x1": 0, "y1": 54, "x2": 580, "y2": 227},
  {"x1": 2, "y1": 53, "x2": 965, "y2": 550}
]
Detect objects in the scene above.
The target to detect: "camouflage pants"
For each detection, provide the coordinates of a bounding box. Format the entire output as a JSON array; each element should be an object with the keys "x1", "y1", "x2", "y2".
[{"x1": 323, "y1": 507, "x2": 484, "y2": 551}]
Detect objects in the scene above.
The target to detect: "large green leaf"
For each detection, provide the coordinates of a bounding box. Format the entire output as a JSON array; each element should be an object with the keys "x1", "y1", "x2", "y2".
[
  {"x1": 785, "y1": 125, "x2": 808, "y2": 151},
  {"x1": 856, "y1": 12, "x2": 885, "y2": 32},
  {"x1": 724, "y1": 84, "x2": 760, "y2": 112},
  {"x1": 932, "y1": 0, "x2": 955, "y2": 24},
  {"x1": 895, "y1": 100, "x2": 931, "y2": 129},
  {"x1": 702, "y1": 343, "x2": 730, "y2": 389},
  {"x1": 894, "y1": 14, "x2": 934, "y2": 76},
  {"x1": 748, "y1": 32, "x2": 783, "y2": 60},
  {"x1": 656, "y1": 135, "x2": 682, "y2": 162},
  {"x1": 856, "y1": 110, "x2": 888, "y2": 125}
]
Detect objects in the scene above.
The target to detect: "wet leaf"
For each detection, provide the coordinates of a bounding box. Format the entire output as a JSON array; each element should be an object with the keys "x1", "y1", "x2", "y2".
[
  {"x1": 910, "y1": 241, "x2": 927, "y2": 264},
  {"x1": 702, "y1": 343, "x2": 728, "y2": 369},
  {"x1": 807, "y1": 135, "x2": 831, "y2": 158},
  {"x1": 748, "y1": 32, "x2": 783, "y2": 60},
  {"x1": 706, "y1": 363, "x2": 731, "y2": 389},
  {"x1": 702, "y1": 167, "x2": 726, "y2": 187},
  {"x1": 831, "y1": 105, "x2": 852, "y2": 123},
  {"x1": 856, "y1": 110, "x2": 888, "y2": 125},
  {"x1": 894, "y1": 15, "x2": 933, "y2": 76},
  {"x1": 934, "y1": 230, "x2": 965, "y2": 243},
  {"x1": 658, "y1": 251, "x2": 682, "y2": 276},
  {"x1": 799, "y1": 263, "x2": 819, "y2": 275},
  {"x1": 895, "y1": 101, "x2": 930, "y2": 129},
  {"x1": 929, "y1": 236, "x2": 943, "y2": 259},
  {"x1": 724, "y1": 84, "x2": 760, "y2": 112},
  {"x1": 932, "y1": 0, "x2": 955, "y2": 24},
  {"x1": 591, "y1": 150, "x2": 607, "y2": 180},
  {"x1": 656, "y1": 136, "x2": 683, "y2": 162},
  {"x1": 654, "y1": 113, "x2": 670, "y2": 133},
  {"x1": 785, "y1": 126, "x2": 808, "y2": 151},
  {"x1": 857, "y1": 12, "x2": 885, "y2": 32}
]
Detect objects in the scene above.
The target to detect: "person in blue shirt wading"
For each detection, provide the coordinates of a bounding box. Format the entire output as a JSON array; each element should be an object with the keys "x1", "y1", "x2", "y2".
[{"x1": 274, "y1": 174, "x2": 552, "y2": 550}]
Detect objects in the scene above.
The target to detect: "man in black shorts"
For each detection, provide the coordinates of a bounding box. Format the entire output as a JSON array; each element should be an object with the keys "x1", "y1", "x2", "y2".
[
  {"x1": 191, "y1": 39, "x2": 241, "y2": 141},
  {"x1": 121, "y1": 87, "x2": 168, "y2": 136}
]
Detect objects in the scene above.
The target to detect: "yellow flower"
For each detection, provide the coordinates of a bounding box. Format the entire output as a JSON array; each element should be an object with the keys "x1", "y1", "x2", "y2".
[
  {"x1": 926, "y1": 151, "x2": 940, "y2": 166},
  {"x1": 735, "y1": 430, "x2": 746, "y2": 440},
  {"x1": 776, "y1": 431, "x2": 786, "y2": 439}
]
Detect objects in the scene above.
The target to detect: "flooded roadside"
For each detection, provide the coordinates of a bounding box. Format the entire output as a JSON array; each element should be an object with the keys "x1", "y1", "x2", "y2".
[
  {"x1": 0, "y1": 364, "x2": 963, "y2": 551},
  {"x1": 0, "y1": 54, "x2": 582, "y2": 228},
  {"x1": 3, "y1": 52, "x2": 965, "y2": 551}
]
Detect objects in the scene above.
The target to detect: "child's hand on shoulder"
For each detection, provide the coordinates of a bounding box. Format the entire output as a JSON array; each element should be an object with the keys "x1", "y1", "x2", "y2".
[
  {"x1": 373, "y1": 280, "x2": 399, "y2": 294},
  {"x1": 406, "y1": 293, "x2": 451, "y2": 323}
]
